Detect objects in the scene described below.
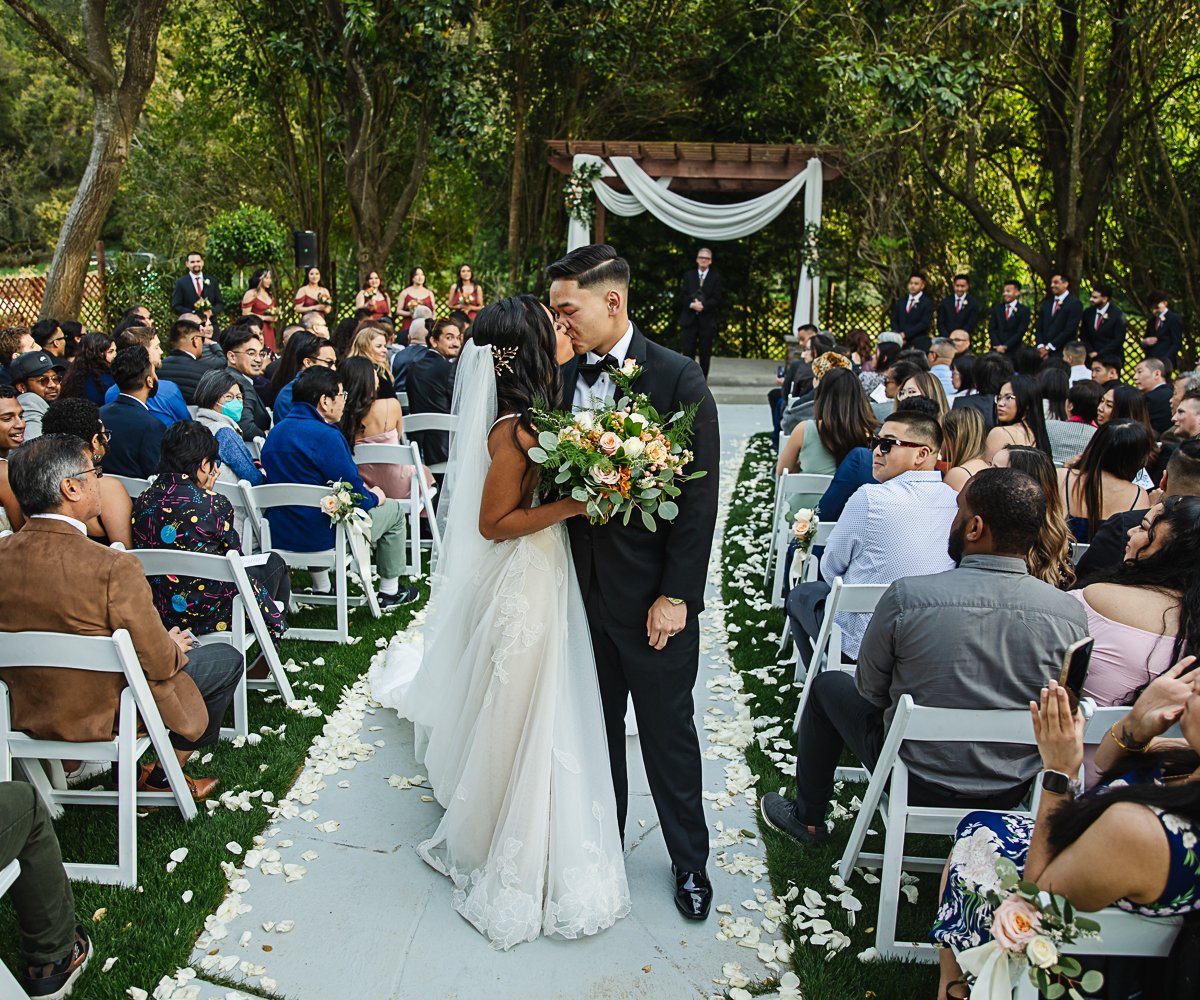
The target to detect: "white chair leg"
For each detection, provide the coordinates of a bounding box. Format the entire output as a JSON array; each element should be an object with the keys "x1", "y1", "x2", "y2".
[
  {"x1": 116, "y1": 689, "x2": 138, "y2": 887},
  {"x1": 15, "y1": 758, "x2": 61, "y2": 819},
  {"x1": 875, "y1": 768, "x2": 908, "y2": 958}
]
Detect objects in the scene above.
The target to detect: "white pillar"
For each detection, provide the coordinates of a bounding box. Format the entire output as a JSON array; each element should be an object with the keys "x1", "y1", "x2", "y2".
[
  {"x1": 567, "y1": 154, "x2": 595, "y2": 251},
  {"x1": 792, "y1": 157, "x2": 825, "y2": 332}
]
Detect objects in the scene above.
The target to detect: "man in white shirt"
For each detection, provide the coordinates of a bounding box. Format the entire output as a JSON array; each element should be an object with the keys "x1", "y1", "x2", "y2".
[
  {"x1": 1064, "y1": 342, "x2": 1091, "y2": 385},
  {"x1": 786, "y1": 409, "x2": 957, "y2": 663}
]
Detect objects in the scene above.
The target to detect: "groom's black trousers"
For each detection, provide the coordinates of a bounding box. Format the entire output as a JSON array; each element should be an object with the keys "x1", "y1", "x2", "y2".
[{"x1": 584, "y1": 599, "x2": 709, "y2": 872}]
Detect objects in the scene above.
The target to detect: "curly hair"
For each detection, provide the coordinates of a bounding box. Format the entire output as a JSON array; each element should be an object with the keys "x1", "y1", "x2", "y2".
[{"x1": 1000, "y1": 445, "x2": 1075, "y2": 588}]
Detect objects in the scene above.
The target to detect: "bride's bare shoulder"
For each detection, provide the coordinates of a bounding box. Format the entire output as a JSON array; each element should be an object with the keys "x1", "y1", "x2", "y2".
[{"x1": 487, "y1": 414, "x2": 536, "y2": 457}]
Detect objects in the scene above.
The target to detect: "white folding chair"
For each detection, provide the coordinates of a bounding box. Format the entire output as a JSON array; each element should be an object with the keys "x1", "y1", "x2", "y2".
[
  {"x1": 763, "y1": 473, "x2": 833, "y2": 605},
  {"x1": 0, "y1": 630, "x2": 197, "y2": 886},
  {"x1": 777, "y1": 518, "x2": 840, "y2": 655},
  {"x1": 401, "y1": 413, "x2": 458, "y2": 476},
  {"x1": 396, "y1": 391, "x2": 409, "y2": 408},
  {"x1": 353, "y1": 439, "x2": 441, "y2": 574},
  {"x1": 840, "y1": 696, "x2": 1039, "y2": 962},
  {"x1": 122, "y1": 548, "x2": 295, "y2": 738},
  {"x1": 210, "y1": 477, "x2": 258, "y2": 554},
  {"x1": 1071, "y1": 541, "x2": 1090, "y2": 563},
  {"x1": 240, "y1": 482, "x2": 381, "y2": 644},
  {"x1": 791, "y1": 578, "x2": 890, "y2": 732},
  {"x1": 109, "y1": 474, "x2": 153, "y2": 499},
  {"x1": 246, "y1": 436, "x2": 265, "y2": 461},
  {"x1": 0, "y1": 859, "x2": 24, "y2": 993}
]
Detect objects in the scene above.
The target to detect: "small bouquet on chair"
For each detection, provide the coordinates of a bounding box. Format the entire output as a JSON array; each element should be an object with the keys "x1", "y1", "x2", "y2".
[
  {"x1": 787, "y1": 507, "x2": 819, "y2": 585},
  {"x1": 957, "y1": 858, "x2": 1103, "y2": 1000},
  {"x1": 530, "y1": 361, "x2": 705, "y2": 531},
  {"x1": 320, "y1": 480, "x2": 373, "y2": 579}
]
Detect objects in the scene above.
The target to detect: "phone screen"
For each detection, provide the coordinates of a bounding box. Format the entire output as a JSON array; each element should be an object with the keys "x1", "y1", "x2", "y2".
[{"x1": 1059, "y1": 637, "x2": 1094, "y2": 698}]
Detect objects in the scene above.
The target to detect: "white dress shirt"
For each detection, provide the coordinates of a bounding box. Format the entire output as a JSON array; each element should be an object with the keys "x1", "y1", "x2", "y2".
[
  {"x1": 30, "y1": 513, "x2": 88, "y2": 535},
  {"x1": 572, "y1": 323, "x2": 634, "y2": 412},
  {"x1": 820, "y1": 470, "x2": 958, "y2": 658}
]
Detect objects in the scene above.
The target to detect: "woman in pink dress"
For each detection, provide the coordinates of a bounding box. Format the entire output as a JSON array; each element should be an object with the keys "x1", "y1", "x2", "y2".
[
  {"x1": 293, "y1": 267, "x2": 332, "y2": 319},
  {"x1": 355, "y1": 270, "x2": 391, "y2": 319},
  {"x1": 397, "y1": 267, "x2": 435, "y2": 336},
  {"x1": 241, "y1": 268, "x2": 278, "y2": 352},
  {"x1": 447, "y1": 263, "x2": 484, "y2": 322}
]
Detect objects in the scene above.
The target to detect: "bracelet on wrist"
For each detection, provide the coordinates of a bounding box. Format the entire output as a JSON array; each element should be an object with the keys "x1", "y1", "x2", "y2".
[{"x1": 1109, "y1": 722, "x2": 1150, "y2": 753}]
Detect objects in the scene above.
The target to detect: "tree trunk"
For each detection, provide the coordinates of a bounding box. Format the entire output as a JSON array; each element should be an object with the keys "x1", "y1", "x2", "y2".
[{"x1": 507, "y1": 86, "x2": 528, "y2": 288}]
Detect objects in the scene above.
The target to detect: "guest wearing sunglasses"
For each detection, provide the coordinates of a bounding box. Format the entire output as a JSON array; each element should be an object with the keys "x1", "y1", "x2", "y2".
[
  {"x1": 10, "y1": 351, "x2": 65, "y2": 440},
  {"x1": 784, "y1": 409, "x2": 958, "y2": 667}
]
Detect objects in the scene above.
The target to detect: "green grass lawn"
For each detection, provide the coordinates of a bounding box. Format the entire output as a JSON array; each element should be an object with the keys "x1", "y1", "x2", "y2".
[
  {"x1": 0, "y1": 582, "x2": 425, "y2": 999},
  {"x1": 721, "y1": 433, "x2": 941, "y2": 1000}
]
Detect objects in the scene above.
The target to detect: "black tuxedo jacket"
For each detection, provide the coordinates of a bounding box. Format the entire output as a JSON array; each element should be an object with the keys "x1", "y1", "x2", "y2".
[
  {"x1": 1034, "y1": 294, "x2": 1083, "y2": 351},
  {"x1": 1145, "y1": 383, "x2": 1174, "y2": 435},
  {"x1": 889, "y1": 294, "x2": 934, "y2": 350},
  {"x1": 937, "y1": 294, "x2": 980, "y2": 335},
  {"x1": 405, "y1": 350, "x2": 456, "y2": 465},
  {"x1": 1081, "y1": 305, "x2": 1127, "y2": 362},
  {"x1": 171, "y1": 273, "x2": 224, "y2": 318},
  {"x1": 98, "y1": 395, "x2": 166, "y2": 479},
  {"x1": 560, "y1": 326, "x2": 719, "y2": 619},
  {"x1": 677, "y1": 268, "x2": 721, "y2": 331},
  {"x1": 987, "y1": 301, "x2": 1031, "y2": 352},
  {"x1": 1143, "y1": 311, "x2": 1183, "y2": 368}
]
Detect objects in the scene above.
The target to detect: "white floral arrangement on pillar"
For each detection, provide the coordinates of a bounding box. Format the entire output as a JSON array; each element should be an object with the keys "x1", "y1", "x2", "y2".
[{"x1": 564, "y1": 162, "x2": 605, "y2": 226}]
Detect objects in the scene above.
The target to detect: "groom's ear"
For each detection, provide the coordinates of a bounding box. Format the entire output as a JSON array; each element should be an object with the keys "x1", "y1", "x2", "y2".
[{"x1": 605, "y1": 288, "x2": 622, "y2": 316}]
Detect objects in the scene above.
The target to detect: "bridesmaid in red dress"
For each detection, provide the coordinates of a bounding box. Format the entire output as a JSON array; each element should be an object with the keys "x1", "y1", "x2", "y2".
[
  {"x1": 293, "y1": 267, "x2": 332, "y2": 319},
  {"x1": 241, "y1": 268, "x2": 278, "y2": 353},
  {"x1": 447, "y1": 263, "x2": 484, "y2": 322},
  {"x1": 355, "y1": 270, "x2": 392, "y2": 319},
  {"x1": 397, "y1": 267, "x2": 436, "y2": 336}
]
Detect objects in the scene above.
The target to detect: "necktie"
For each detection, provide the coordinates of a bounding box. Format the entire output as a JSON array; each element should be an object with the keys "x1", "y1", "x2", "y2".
[
  {"x1": 956, "y1": 296, "x2": 964, "y2": 311},
  {"x1": 1157, "y1": 315, "x2": 1163, "y2": 331},
  {"x1": 577, "y1": 354, "x2": 620, "y2": 388},
  {"x1": 1006, "y1": 303, "x2": 1014, "y2": 319},
  {"x1": 699, "y1": 270, "x2": 706, "y2": 287},
  {"x1": 906, "y1": 297, "x2": 914, "y2": 314},
  {"x1": 1094, "y1": 311, "x2": 1102, "y2": 331},
  {"x1": 1052, "y1": 299, "x2": 1061, "y2": 316},
  {"x1": 195, "y1": 276, "x2": 203, "y2": 297}
]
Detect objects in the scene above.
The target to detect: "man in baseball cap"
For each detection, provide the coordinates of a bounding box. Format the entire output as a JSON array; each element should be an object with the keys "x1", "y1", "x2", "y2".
[{"x1": 11, "y1": 351, "x2": 66, "y2": 440}]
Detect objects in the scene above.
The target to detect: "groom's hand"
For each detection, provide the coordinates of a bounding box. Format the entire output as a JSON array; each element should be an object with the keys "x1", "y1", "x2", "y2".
[{"x1": 646, "y1": 596, "x2": 686, "y2": 650}]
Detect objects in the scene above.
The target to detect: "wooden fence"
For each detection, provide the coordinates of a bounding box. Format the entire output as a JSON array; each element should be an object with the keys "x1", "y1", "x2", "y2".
[{"x1": 0, "y1": 273, "x2": 106, "y2": 329}]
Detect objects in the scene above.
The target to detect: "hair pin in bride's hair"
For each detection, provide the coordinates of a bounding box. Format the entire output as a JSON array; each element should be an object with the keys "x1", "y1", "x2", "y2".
[{"x1": 492, "y1": 345, "x2": 519, "y2": 376}]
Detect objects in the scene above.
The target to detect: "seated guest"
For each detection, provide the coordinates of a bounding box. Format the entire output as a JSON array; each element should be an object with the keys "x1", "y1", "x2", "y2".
[
  {"x1": 815, "y1": 447, "x2": 875, "y2": 522},
  {"x1": 949, "y1": 351, "x2": 976, "y2": 399},
  {"x1": 1134, "y1": 357, "x2": 1174, "y2": 435},
  {"x1": 299, "y1": 309, "x2": 329, "y2": 341},
  {"x1": 785, "y1": 410, "x2": 957, "y2": 665},
  {"x1": 158, "y1": 317, "x2": 210, "y2": 404},
  {"x1": 0, "y1": 780, "x2": 91, "y2": 1000},
  {"x1": 776, "y1": 359, "x2": 872, "y2": 479},
  {"x1": 132, "y1": 421, "x2": 288, "y2": 641},
  {"x1": 0, "y1": 326, "x2": 37, "y2": 388},
  {"x1": 871, "y1": 360, "x2": 922, "y2": 423},
  {"x1": 896, "y1": 369, "x2": 949, "y2": 420},
  {"x1": 1172, "y1": 391, "x2": 1200, "y2": 441},
  {"x1": 11, "y1": 351, "x2": 65, "y2": 440},
  {"x1": 858, "y1": 337, "x2": 901, "y2": 398},
  {"x1": 1075, "y1": 436, "x2": 1200, "y2": 584},
  {"x1": 221, "y1": 325, "x2": 272, "y2": 439},
  {"x1": 951, "y1": 350, "x2": 1011, "y2": 431},
  {"x1": 346, "y1": 324, "x2": 397, "y2": 400},
  {"x1": 932, "y1": 672, "x2": 1200, "y2": 1000},
  {"x1": 187, "y1": 311, "x2": 227, "y2": 372},
  {"x1": 41, "y1": 398, "x2": 132, "y2": 548},
  {"x1": 406, "y1": 318, "x2": 463, "y2": 467},
  {"x1": 0, "y1": 385, "x2": 26, "y2": 532},
  {"x1": 269, "y1": 333, "x2": 338, "y2": 424},
  {"x1": 192, "y1": 370, "x2": 264, "y2": 485},
  {"x1": 1046, "y1": 376, "x2": 1101, "y2": 465},
  {"x1": 941, "y1": 406, "x2": 989, "y2": 492},
  {"x1": 992, "y1": 444, "x2": 1074, "y2": 588},
  {"x1": 98, "y1": 346, "x2": 166, "y2": 479},
  {"x1": 1036, "y1": 363, "x2": 1069, "y2": 423},
  {"x1": 762, "y1": 468, "x2": 1088, "y2": 848},
  {"x1": 104, "y1": 326, "x2": 190, "y2": 427},
  {"x1": 926, "y1": 338, "x2": 957, "y2": 398},
  {"x1": 1090, "y1": 354, "x2": 1122, "y2": 388},
  {"x1": 0, "y1": 434, "x2": 241, "y2": 798},
  {"x1": 985, "y1": 373, "x2": 1051, "y2": 460},
  {"x1": 259, "y1": 367, "x2": 419, "y2": 609},
  {"x1": 1059, "y1": 418, "x2": 1153, "y2": 542},
  {"x1": 391, "y1": 317, "x2": 430, "y2": 391},
  {"x1": 58, "y1": 332, "x2": 115, "y2": 405},
  {"x1": 780, "y1": 351, "x2": 855, "y2": 433},
  {"x1": 1064, "y1": 340, "x2": 1091, "y2": 384}
]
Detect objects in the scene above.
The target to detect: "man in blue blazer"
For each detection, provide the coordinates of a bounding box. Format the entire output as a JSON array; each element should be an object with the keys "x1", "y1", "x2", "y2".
[{"x1": 98, "y1": 346, "x2": 166, "y2": 478}]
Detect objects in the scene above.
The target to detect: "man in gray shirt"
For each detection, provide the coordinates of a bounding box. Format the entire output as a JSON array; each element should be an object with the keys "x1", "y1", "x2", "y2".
[{"x1": 761, "y1": 467, "x2": 1089, "y2": 846}]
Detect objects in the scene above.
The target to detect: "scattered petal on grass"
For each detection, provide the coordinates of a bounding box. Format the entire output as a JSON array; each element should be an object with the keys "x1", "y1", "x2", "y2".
[
  {"x1": 181, "y1": 890, "x2": 193, "y2": 904},
  {"x1": 239, "y1": 930, "x2": 252, "y2": 948},
  {"x1": 314, "y1": 820, "x2": 340, "y2": 833},
  {"x1": 126, "y1": 989, "x2": 148, "y2": 1000},
  {"x1": 169, "y1": 847, "x2": 189, "y2": 864},
  {"x1": 102, "y1": 957, "x2": 118, "y2": 972},
  {"x1": 92, "y1": 908, "x2": 107, "y2": 923},
  {"x1": 261, "y1": 921, "x2": 275, "y2": 932},
  {"x1": 260, "y1": 977, "x2": 277, "y2": 992}
]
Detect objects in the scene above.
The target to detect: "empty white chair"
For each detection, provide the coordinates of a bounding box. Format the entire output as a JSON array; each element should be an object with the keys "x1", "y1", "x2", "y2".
[
  {"x1": 401, "y1": 413, "x2": 458, "y2": 476},
  {"x1": 353, "y1": 439, "x2": 440, "y2": 574},
  {"x1": 0, "y1": 630, "x2": 197, "y2": 886}
]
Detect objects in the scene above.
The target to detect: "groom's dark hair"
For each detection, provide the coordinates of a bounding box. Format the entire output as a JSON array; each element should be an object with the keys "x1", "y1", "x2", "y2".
[{"x1": 546, "y1": 244, "x2": 630, "y2": 291}]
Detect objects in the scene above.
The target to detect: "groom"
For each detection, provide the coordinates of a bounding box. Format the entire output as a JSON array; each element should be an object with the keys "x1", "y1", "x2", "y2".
[{"x1": 549, "y1": 244, "x2": 720, "y2": 921}]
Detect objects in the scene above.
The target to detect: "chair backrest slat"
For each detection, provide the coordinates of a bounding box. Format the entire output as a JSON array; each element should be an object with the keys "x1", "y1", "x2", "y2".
[
  {"x1": 353, "y1": 443, "x2": 419, "y2": 466},
  {"x1": 0, "y1": 630, "x2": 130, "y2": 673},
  {"x1": 124, "y1": 548, "x2": 240, "y2": 585},
  {"x1": 404, "y1": 413, "x2": 457, "y2": 434}
]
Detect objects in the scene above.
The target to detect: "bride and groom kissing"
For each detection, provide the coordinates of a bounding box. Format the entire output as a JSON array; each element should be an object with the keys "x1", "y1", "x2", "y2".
[{"x1": 370, "y1": 244, "x2": 720, "y2": 949}]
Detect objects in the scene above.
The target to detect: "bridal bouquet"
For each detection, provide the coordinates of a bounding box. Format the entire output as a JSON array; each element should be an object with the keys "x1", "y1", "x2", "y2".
[
  {"x1": 530, "y1": 362, "x2": 705, "y2": 531},
  {"x1": 958, "y1": 858, "x2": 1103, "y2": 999}
]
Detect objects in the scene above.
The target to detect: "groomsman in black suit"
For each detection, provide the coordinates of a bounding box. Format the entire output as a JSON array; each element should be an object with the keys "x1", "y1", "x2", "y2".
[
  {"x1": 936, "y1": 274, "x2": 980, "y2": 339},
  {"x1": 677, "y1": 248, "x2": 721, "y2": 378},
  {"x1": 1141, "y1": 292, "x2": 1183, "y2": 371},
  {"x1": 171, "y1": 252, "x2": 224, "y2": 332},
  {"x1": 1081, "y1": 282, "x2": 1127, "y2": 365},
  {"x1": 405, "y1": 318, "x2": 462, "y2": 467},
  {"x1": 1034, "y1": 273, "x2": 1083, "y2": 357},
  {"x1": 889, "y1": 272, "x2": 935, "y2": 351},
  {"x1": 987, "y1": 280, "x2": 1031, "y2": 353}
]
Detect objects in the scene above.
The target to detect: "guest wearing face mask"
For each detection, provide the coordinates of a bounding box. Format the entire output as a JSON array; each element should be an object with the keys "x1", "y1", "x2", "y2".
[{"x1": 191, "y1": 370, "x2": 265, "y2": 485}]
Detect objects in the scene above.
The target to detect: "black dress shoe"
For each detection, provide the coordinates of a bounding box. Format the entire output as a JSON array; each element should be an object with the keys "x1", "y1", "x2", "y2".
[{"x1": 671, "y1": 865, "x2": 712, "y2": 921}]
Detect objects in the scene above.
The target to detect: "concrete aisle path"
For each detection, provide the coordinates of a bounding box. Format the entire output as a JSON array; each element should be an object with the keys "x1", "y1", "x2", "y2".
[{"x1": 188, "y1": 404, "x2": 773, "y2": 1000}]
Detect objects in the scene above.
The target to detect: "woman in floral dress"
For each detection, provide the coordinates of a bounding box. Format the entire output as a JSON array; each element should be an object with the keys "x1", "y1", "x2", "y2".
[{"x1": 932, "y1": 662, "x2": 1200, "y2": 999}]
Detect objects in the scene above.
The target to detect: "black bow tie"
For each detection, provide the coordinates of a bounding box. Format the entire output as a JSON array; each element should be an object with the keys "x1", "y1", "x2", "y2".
[{"x1": 577, "y1": 354, "x2": 620, "y2": 388}]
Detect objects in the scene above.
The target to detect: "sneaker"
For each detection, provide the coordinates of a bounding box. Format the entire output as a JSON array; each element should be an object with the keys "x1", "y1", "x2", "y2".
[
  {"x1": 759, "y1": 792, "x2": 829, "y2": 847},
  {"x1": 24, "y1": 924, "x2": 90, "y2": 1000},
  {"x1": 378, "y1": 585, "x2": 420, "y2": 611}
]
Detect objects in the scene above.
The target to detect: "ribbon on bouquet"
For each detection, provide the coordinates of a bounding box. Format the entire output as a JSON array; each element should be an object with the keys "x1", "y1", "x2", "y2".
[
  {"x1": 956, "y1": 940, "x2": 1017, "y2": 1000},
  {"x1": 340, "y1": 508, "x2": 375, "y2": 590}
]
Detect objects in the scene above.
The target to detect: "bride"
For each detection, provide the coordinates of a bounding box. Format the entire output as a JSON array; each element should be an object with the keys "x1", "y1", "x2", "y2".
[{"x1": 370, "y1": 294, "x2": 631, "y2": 949}]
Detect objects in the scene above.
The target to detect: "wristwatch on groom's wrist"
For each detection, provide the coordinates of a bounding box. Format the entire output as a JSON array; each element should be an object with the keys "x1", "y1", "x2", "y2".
[{"x1": 664, "y1": 596, "x2": 685, "y2": 607}]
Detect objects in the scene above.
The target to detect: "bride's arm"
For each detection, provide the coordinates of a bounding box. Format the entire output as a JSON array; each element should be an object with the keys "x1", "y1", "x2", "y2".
[{"x1": 479, "y1": 422, "x2": 586, "y2": 540}]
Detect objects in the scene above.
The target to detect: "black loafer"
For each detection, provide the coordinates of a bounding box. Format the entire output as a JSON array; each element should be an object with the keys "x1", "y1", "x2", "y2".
[
  {"x1": 671, "y1": 865, "x2": 712, "y2": 921},
  {"x1": 759, "y1": 791, "x2": 828, "y2": 846}
]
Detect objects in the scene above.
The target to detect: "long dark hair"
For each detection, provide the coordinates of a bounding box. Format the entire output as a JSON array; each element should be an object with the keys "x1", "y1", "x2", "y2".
[
  {"x1": 973, "y1": 353, "x2": 1013, "y2": 396},
  {"x1": 1002, "y1": 445, "x2": 1075, "y2": 588},
  {"x1": 59, "y1": 332, "x2": 113, "y2": 399},
  {"x1": 455, "y1": 263, "x2": 473, "y2": 293},
  {"x1": 813, "y1": 367, "x2": 877, "y2": 463},
  {"x1": 1036, "y1": 366, "x2": 1070, "y2": 421},
  {"x1": 337, "y1": 357, "x2": 378, "y2": 447},
  {"x1": 1001, "y1": 373, "x2": 1052, "y2": 457},
  {"x1": 952, "y1": 352, "x2": 977, "y2": 393},
  {"x1": 1091, "y1": 495, "x2": 1200, "y2": 664},
  {"x1": 468, "y1": 294, "x2": 560, "y2": 443},
  {"x1": 1071, "y1": 418, "x2": 1155, "y2": 541},
  {"x1": 1108, "y1": 383, "x2": 1161, "y2": 474},
  {"x1": 248, "y1": 268, "x2": 271, "y2": 290},
  {"x1": 270, "y1": 330, "x2": 324, "y2": 394}
]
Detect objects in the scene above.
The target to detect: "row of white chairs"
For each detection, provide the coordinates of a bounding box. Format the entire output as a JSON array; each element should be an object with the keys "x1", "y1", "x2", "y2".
[{"x1": 763, "y1": 472, "x2": 833, "y2": 607}]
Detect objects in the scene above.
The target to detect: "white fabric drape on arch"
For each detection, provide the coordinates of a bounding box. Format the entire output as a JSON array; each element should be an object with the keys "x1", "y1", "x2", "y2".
[{"x1": 565, "y1": 153, "x2": 823, "y2": 326}]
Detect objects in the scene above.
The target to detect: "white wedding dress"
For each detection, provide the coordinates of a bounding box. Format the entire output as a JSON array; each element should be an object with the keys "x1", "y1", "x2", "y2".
[{"x1": 370, "y1": 343, "x2": 630, "y2": 950}]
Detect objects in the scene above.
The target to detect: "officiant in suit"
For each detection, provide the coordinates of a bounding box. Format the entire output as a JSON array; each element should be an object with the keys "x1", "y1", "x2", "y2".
[
  {"x1": 550, "y1": 244, "x2": 720, "y2": 922},
  {"x1": 171, "y1": 252, "x2": 224, "y2": 333},
  {"x1": 677, "y1": 248, "x2": 721, "y2": 378}
]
